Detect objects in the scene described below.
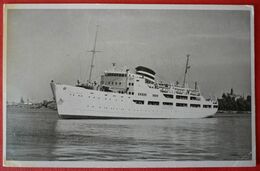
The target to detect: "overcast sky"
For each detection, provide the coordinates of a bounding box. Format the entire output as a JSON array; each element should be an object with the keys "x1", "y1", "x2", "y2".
[{"x1": 6, "y1": 7, "x2": 252, "y2": 102}]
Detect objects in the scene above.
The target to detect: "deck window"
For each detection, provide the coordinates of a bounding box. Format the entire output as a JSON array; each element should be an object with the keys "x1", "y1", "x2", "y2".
[
  {"x1": 176, "y1": 103, "x2": 188, "y2": 107},
  {"x1": 133, "y1": 100, "x2": 144, "y2": 104},
  {"x1": 190, "y1": 104, "x2": 201, "y2": 108},
  {"x1": 190, "y1": 96, "x2": 201, "y2": 101},
  {"x1": 138, "y1": 93, "x2": 147, "y2": 96},
  {"x1": 148, "y1": 101, "x2": 160, "y2": 105},
  {"x1": 213, "y1": 105, "x2": 218, "y2": 108},
  {"x1": 163, "y1": 102, "x2": 173, "y2": 106},
  {"x1": 163, "y1": 94, "x2": 174, "y2": 98},
  {"x1": 152, "y1": 94, "x2": 158, "y2": 97},
  {"x1": 203, "y1": 105, "x2": 212, "y2": 108},
  {"x1": 176, "y1": 95, "x2": 188, "y2": 100}
]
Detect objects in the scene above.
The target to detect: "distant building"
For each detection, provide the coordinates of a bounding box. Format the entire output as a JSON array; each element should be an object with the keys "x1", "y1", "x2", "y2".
[
  {"x1": 20, "y1": 97, "x2": 24, "y2": 104},
  {"x1": 25, "y1": 99, "x2": 32, "y2": 105},
  {"x1": 227, "y1": 88, "x2": 243, "y2": 100}
]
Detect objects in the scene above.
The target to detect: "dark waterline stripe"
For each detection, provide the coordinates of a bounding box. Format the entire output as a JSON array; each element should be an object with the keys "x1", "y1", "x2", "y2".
[{"x1": 59, "y1": 115, "x2": 211, "y2": 119}]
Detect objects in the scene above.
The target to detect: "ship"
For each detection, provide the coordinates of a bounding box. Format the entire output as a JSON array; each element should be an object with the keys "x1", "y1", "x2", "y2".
[{"x1": 50, "y1": 26, "x2": 218, "y2": 119}]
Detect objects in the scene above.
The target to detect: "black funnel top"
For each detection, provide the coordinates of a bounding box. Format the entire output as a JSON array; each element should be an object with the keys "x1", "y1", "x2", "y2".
[{"x1": 135, "y1": 66, "x2": 156, "y2": 75}]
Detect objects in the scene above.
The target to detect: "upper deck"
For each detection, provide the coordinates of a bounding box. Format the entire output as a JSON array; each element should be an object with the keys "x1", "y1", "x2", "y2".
[{"x1": 99, "y1": 65, "x2": 202, "y2": 98}]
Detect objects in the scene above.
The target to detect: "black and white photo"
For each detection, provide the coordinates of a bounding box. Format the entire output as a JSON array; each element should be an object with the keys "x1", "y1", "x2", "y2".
[{"x1": 3, "y1": 4, "x2": 255, "y2": 167}]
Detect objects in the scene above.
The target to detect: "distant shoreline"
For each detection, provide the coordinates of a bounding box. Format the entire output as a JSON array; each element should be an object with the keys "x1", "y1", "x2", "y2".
[
  {"x1": 215, "y1": 110, "x2": 251, "y2": 117},
  {"x1": 217, "y1": 110, "x2": 251, "y2": 114},
  {"x1": 6, "y1": 104, "x2": 57, "y2": 113}
]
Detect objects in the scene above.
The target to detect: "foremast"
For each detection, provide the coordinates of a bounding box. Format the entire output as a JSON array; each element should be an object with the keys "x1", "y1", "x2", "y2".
[
  {"x1": 88, "y1": 25, "x2": 101, "y2": 83},
  {"x1": 182, "y1": 54, "x2": 191, "y2": 88}
]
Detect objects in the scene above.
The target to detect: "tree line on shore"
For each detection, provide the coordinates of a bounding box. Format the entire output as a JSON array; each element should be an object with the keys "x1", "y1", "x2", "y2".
[{"x1": 217, "y1": 89, "x2": 251, "y2": 111}]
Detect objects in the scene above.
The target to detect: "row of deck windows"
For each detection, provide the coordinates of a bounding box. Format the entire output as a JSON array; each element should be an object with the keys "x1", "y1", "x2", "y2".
[
  {"x1": 132, "y1": 99, "x2": 216, "y2": 108},
  {"x1": 138, "y1": 93, "x2": 147, "y2": 96},
  {"x1": 105, "y1": 73, "x2": 127, "y2": 77},
  {"x1": 163, "y1": 94, "x2": 200, "y2": 101},
  {"x1": 96, "y1": 90, "x2": 199, "y2": 101},
  {"x1": 71, "y1": 92, "x2": 209, "y2": 105},
  {"x1": 107, "y1": 82, "x2": 122, "y2": 86},
  {"x1": 136, "y1": 92, "x2": 159, "y2": 97}
]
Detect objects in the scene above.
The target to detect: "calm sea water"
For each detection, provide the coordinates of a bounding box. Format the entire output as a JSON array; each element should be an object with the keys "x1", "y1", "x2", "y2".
[{"x1": 6, "y1": 107, "x2": 252, "y2": 161}]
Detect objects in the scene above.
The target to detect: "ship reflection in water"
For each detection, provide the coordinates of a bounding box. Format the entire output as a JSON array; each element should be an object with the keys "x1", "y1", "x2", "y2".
[{"x1": 6, "y1": 107, "x2": 252, "y2": 161}]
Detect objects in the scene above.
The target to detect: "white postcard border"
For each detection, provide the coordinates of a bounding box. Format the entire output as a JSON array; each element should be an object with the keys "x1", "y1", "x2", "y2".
[{"x1": 2, "y1": 4, "x2": 256, "y2": 168}]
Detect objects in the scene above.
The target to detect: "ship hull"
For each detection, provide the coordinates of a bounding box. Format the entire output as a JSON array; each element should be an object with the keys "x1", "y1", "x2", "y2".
[{"x1": 53, "y1": 84, "x2": 217, "y2": 119}]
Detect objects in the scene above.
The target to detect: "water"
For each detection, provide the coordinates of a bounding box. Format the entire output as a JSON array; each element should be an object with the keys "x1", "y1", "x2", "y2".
[{"x1": 6, "y1": 107, "x2": 252, "y2": 161}]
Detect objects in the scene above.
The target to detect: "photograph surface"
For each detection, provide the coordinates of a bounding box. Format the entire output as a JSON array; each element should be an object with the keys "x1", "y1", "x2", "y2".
[{"x1": 3, "y1": 4, "x2": 255, "y2": 167}]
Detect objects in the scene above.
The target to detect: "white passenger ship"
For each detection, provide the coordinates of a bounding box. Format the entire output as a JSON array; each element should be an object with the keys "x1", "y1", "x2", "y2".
[
  {"x1": 51, "y1": 59, "x2": 218, "y2": 119},
  {"x1": 50, "y1": 27, "x2": 218, "y2": 119}
]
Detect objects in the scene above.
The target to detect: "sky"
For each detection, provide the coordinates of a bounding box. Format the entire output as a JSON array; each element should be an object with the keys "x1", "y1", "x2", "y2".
[{"x1": 6, "y1": 7, "x2": 252, "y2": 103}]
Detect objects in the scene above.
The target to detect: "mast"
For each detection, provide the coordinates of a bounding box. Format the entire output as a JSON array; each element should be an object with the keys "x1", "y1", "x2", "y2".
[
  {"x1": 88, "y1": 25, "x2": 101, "y2": 82},
  {"x1": 182, "y1": 54, "x2": 190, "y2": 88}
]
